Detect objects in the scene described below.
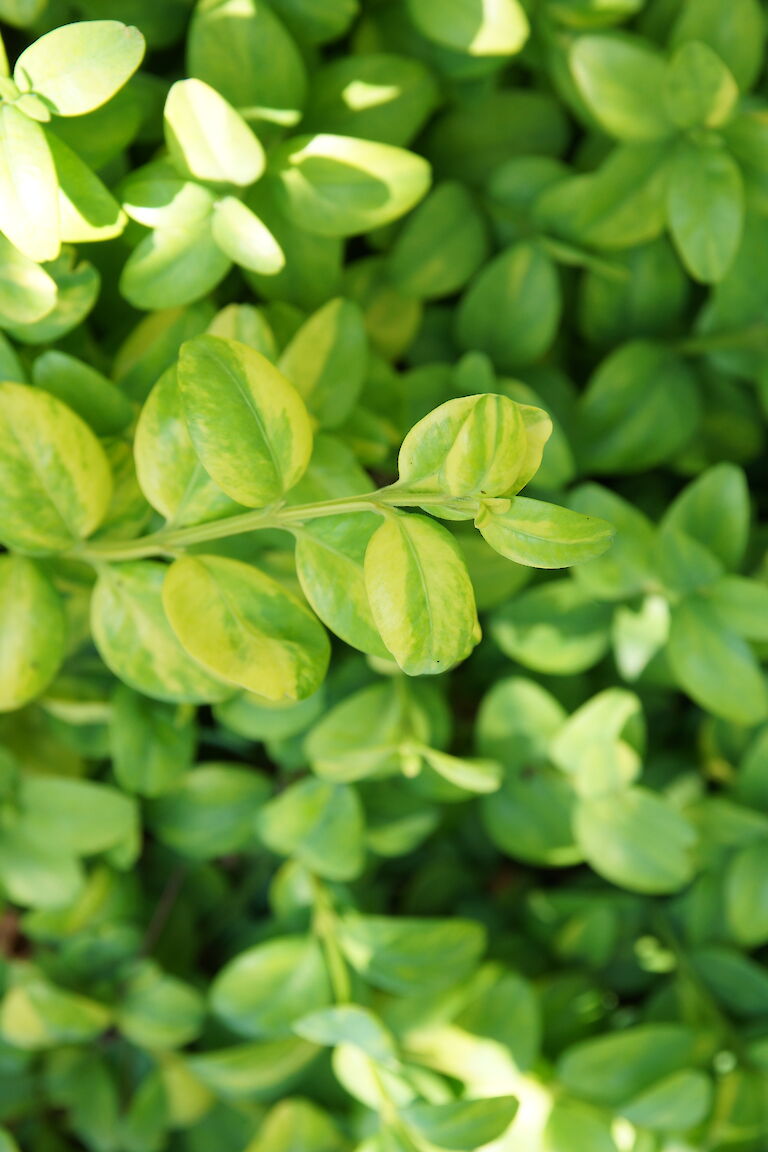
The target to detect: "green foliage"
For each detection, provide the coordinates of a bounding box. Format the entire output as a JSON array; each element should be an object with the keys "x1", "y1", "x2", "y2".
[{"x1": 0, "y1": 4, "x2": 766, "y2": 1152}]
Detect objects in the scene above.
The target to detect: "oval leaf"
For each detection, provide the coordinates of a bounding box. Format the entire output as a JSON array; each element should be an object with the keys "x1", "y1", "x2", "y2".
[
  {"x1": 0, "y1": 381, "x2": 112, "y2": 553},
  {"x1": 162, "y1": 554, "x2": 330, "y2": 701},
  {"x1": 177, "y1": 334, "x2": 313, "y2": 507},
  {"x1": 364, "y1": 514, "x2": 480, "y2": 676}
]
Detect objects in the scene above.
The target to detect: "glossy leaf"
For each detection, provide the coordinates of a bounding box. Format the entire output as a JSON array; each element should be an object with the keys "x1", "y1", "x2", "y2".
[
  {"x1": 211, "y1": 936, "x2": 331, "y2": 1039},
  {"x1": 406, "y1": 0, "x2": 528, "y2": 56},
  {"x1": 569, "y1": 33, "x2": 673, "y2": 141},
  {"x1": 272, "y1": 133, "x2": 431, "y2": 237},
  {"x1": 177, "y1": 335, "x2": 313, "y2": 507},
  {"x1": 257, "y1": 777, "x2": 365, "y2": 880},
  {"x1": 164, "y1": 78, "x2": 265, "y2": 186},
  {"x1": 0, "y1": 381, "x2": 111, "y2": 553},
  {"x1": 364, "y1": 514, "x2": 480, "y2": 675},
  {"x1": 14, "y1": 20, "x2": 145, "y2": 115},
  {"x1": 163, "y1": 554, "x2": 330, "y2": 701},
  {"x1": 476, "y1": 496, "x2": 614, "y2": 568},
  {"x1": 575, "y1": 788, "x2": 698, "y2": 893},
  {"x1": 91, "y1": 561, "x2": 233, "y2": 704},
  {"x1": 0, "y1": 104, "x2": 59, "y2": 261},
  {"x1": 668, "y1": 596, "x2": 768, "y2": 725},
  {"x1": 0, "y1": 555, "x2": 66, "y2": 712},
  {"x1": 667, "y1": 141, "x2": 744, "y2": 283}
]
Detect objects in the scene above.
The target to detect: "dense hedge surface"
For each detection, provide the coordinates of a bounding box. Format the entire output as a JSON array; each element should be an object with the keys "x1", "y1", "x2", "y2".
[{"x1": 1, "y1": 0, "x2": 768, "y2": 1149}]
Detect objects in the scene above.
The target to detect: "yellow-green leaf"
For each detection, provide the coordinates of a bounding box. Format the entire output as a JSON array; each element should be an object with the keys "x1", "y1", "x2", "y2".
[
  {"x1": 91, "y1": 561, "x2": 233, "y2": 704},
  {"x1": 164, "y1": 78, "x2": 265, "y2": 187},
  {"x1": 14, "y1": 20, "x2": 145, "y2": 116},
  {"x1": 177, "y1": 334, "x2": 313, "y2": 507},
  {"x1": 364, "y1": 514, "x2": 480, "y2": 675},
  {"x1": 0, "y1": 381, "x2": 112, "y2": 553},
  {"x1": 0, "y1": 555, "x2": 66, "y2": 712},
  {"x1": 0, "y1": 104, "x2": 59, "y2": 261},
  {"x1": 476, "y1": 496, "x2": 615, "y2": 568},
  {"x1": 398, "y1": 394, "x2": 528, "y2": 500},
  {"x1": 163, "y1": 554, "x2": 330, "y2": 701}
]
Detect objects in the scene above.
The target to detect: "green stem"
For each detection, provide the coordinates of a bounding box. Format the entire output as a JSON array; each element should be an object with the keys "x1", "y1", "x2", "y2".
[
  {"x1": 311, "y1": 877, "x2": 352, "y2": 1004},
  {"x1": 73, "y1": 489, "x2": 481, "y2": 565}
]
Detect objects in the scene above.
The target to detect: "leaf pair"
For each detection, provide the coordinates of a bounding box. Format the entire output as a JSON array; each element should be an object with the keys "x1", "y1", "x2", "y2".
[{"x1": 0, "y1": 21, "x2": 144, "y2": 263}]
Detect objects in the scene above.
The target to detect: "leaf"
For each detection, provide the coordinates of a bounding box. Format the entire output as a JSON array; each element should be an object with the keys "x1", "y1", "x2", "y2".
[
  {"x1": 387, "y1": 181, "x2": 489, "y2": 300},
  {"x1": 186, "y1": 1037, "x2": 317, "y2": 1099},
  {"x1": 303, "y1": 52, "x2": 438, "y2": 148},
  {"x1": 575, "y1": 788, "x2": 698, "y2": 893},
  {"x1": 147, "y1": 763, "x2": 270, "y2": 859},
  {"x1": 177, "y1": 334, "x2": 313, "y2": 507},
  {"x1": 305, "y1": 680, "x2": 416, "y2": 782},
  {"x1": 18, "y1": 775, "x2": 137, "y2": 858},
  {"x1": 457, "y1": 242, "x2": 561, "y2": 370},
  {"x1": 536, "y1": 143, "x2": 670, "y2": 251},
  {"x1": 1, "y1": 980, "x2": 111, "y2": 1049},
  {"x1": 669, "y1": 0, "x2": 764, "y2": 91},
  {"x1": 14, "y1": 20, "x2": 145, "y2": 116},
  {"x1": 661, "y1": 463, "x2": 749, "y2": 571},
  {"x1": 211, "y1": 936, "x2": 331, "y2": 1039},
  {"x1": 5, "y1": 247, "x2": 99, "y2": 345},
  {"x1": 551, "y1": 688, "x2": 643, "y2": 785},
  {"x1": 578, "y1": 341, "x2": 700, "y2": 472},
  {"x1": 272, "y1": 133, "x2": 431, "y2": 237},
  {"x1": 278, "y1": 298, "x2": 367, "y2": 429},
  {"x1": 364, "y1": 514, "x2": 480, "y2": 676},
  {"x1": 243, "y1": 182, "x2": 343, "y2": 310},
  {"x1": 134, "y1": 366, "x2": 242, "y2": 527},
  {"x1": 257, "y1": 778, "x2": 365, "y2": 880},
  {"x1": 187, "y1": 0, "x2": 307, "y2": 127},
  {"x1": 569, "y1": 33, "x2": 673, "y2": 141},
  {"x1": 338, "y1": 914, "x2": 486, "y2": 995},
  {"x1": 398, "y1": 394, "x2": 528, "y2": 501},
  {"x1": 48, "y1": 131, "x2": 126, "y2": 244},
  {"x1": 163, "y1": 554, "x2": 330, "y2": 701},
  {"x1": 690, "y1": 946, "x2": 768, "y2": 1016},
  {"x1": 294, "y1": 1005, "x2": 398, "y2": 1065},
  {"x1": 164, "y1": 78, "x2": 265, "y2": 186},
  {"x1": 668, "y1": 596, "x2": 768, "y2": 725},
  {"x1": 543, "y1": 1098, "x2": 618, "y2": 1152},
  {"x1": 117, "y1": 964, "x2": 205, "y2": 1050},
  {"x1": 0, "y1": 555, "x2": 65, "y2": 713},
  {"x1": 32, "y1": 350, "x2": 133, "y2": 436},
  {"x1": 476, "y1": 496, "x2": 614, "y2": 568},
  {"x1": 706, "y1": 577, "x2": 768, "y2": 641},
  {"x1": 121, "y1": 217, "x2": 231, "y2": 310},
  {"x1": 491, "y1": 580, "x2": 612, "y2": 674},
  {"x1": 419, "y1": 748, "x2": 502, "y2": 794},
  {"x1": 568, "y1": 486, "x2": 654, "y2": 599},
  {"x1": 664, "y1": 41, "x2": 739, "y2": 129},
  {"x1": 0, "y1": 232, "x2": 56, "y2": 325},
  {"x1": 620, "y1": 1069, "x2": 712, "y2": 1131},
  {"x1": 401, "y1": 1097, "x2": 518, "y2": 1151},
  {"x1": 110, "y1": 685, "x2": 196, "y2": 797},
  {"x1": 557, "y1": 1024, "x2": 698, "y2": 1107},
  {"x1": 667, "y1": 141, "x2": 743, "y2": 283},
  {"x1": 0, "y1": 104, "x2": 59, "y2": 261},
  {"x1": 211, "y1": 196, "x2": 286, "y2": 275},
  {"x1": 406, "y1": 0, "x2": 528, "y2": 55},
  {"x1": 0, "y1": 828, "x2": 83, "y2": 909},
  {"x1": 247, "y1": 1099, "x2": 347, "y2": 1152},
  {"x1": 215, "y1": 689, "x2": 324, "y2": 745},
  {"x1": 725, "y1": 840, "x2": 768, "y2": 947},
  {"x1": 91, "y1": 561, "x2": 233, "y2": 704},
  {"x1": 0, "y1": 381, "x2": 112, "y2": 553}
]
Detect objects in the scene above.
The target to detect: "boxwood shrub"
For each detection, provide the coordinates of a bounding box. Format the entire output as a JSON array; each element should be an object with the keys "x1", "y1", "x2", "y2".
[{"x1": 0, "y1": 1, "x2": 767, "y2": 1150}]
